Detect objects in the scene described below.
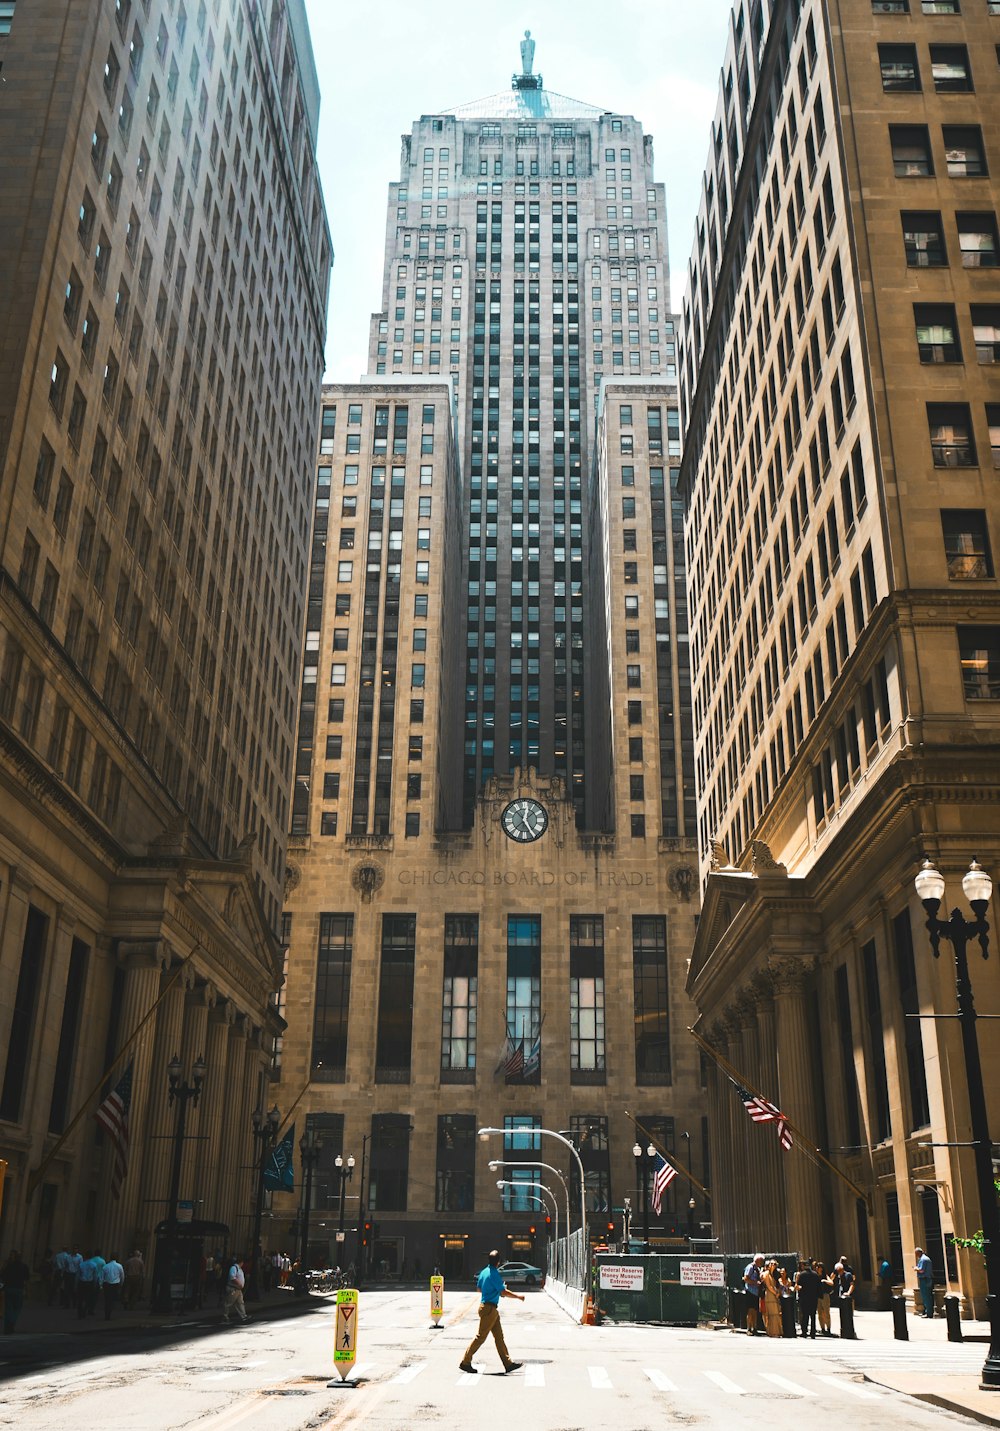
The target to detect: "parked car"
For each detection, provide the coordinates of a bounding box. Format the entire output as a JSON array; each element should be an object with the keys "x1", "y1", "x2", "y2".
[{"x1": 498, "y1": 1260, "x2": 543, "y2": 1286}]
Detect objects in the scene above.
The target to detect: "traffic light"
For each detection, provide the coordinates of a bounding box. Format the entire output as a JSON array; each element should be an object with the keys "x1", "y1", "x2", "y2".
[
  {"x1": 529, "y1": 1225, "x2": 536, "y2": 1235},
  {"x1": 607, "y1": 1222, "x2": 615, "y2": 1234},
  {"x1": 362, "y1": 1221, "x2": 372, "y2": 1246},
  {"x1": 545, "y1": 1215, "x2": 551, "y2": 1228}
]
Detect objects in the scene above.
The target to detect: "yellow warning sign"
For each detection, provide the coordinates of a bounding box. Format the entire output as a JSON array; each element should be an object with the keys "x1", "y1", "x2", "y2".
[
  {"x1": 430, "y1": 1275, "x2": 444, "y2": 1322},
  {"x1": 333, "y1": 1287, "x2": 359, "y2": 1377}
]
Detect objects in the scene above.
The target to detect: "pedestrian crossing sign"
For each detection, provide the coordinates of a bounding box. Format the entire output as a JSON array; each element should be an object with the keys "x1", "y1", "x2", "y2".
[
  {"x1": 430, "y1": 1275, "x2": 444, "y2": 1322},
  {"x1": 333, "y1": 1287, "x2": 359, "y2": 1377}
]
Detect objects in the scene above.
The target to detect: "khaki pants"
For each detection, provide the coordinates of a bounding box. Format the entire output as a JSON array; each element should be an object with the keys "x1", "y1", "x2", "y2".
[
  {"x1": 223, "y1": 1286, "x2": 247, "y2": 1322},
  {"x1": 462, "y1": 1302, "x2": 512, "y2": 1368}
]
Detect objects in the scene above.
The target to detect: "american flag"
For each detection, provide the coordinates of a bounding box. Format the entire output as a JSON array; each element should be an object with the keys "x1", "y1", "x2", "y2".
[
  {"x1": 650, "y1": 1153, "x2": 678, "y2": 1216},
  {"x1": 95, "y1": 1061, "x2": 133, "y2": 1198},
  {"x1": 733, "y1": 1080, "x2": 793, "y2": 1151},
  {"x1": 503, "y1": 1038, "x2": 525, "y2": 1079}
]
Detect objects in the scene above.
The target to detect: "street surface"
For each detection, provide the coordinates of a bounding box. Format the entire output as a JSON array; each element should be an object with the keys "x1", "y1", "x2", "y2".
[{"x1": 0, "y1": 1288, "x2": 991, "y2": 1430}]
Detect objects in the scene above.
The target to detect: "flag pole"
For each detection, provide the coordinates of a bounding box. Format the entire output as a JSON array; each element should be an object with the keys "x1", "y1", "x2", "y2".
[
  {"x1": 275, "y1": 1078, "x2": 312, "y2": 1140},
  {"x1": 625, "y1": 1109, "x2": 711, "y2": 1200},
  {"x1": 688, "y1": 1025, "x2": 871, "y2": 1211},
  {"x1": 26, "y1": 947, "x2": 198, "y2": 1202}
]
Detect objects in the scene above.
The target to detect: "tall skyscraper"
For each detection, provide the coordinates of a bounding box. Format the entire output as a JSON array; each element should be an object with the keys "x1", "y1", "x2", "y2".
[
  {"x1": 277, "y1": 42, "x2": 702, "y2": 1277},
  {"x1": 680, "y1": 0, "x2": 999, "y2": 1313},
  {"x1": 0, "y1": 0, "x2": 329, "y2": 1264}
]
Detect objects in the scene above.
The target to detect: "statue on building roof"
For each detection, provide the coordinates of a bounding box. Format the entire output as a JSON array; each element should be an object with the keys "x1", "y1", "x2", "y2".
[{"x1": 520, "y1": 29, "x2": 535, "y2": 76}]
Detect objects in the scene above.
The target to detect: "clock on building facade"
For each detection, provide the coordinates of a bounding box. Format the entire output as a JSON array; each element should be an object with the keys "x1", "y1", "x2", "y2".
[{"x1": 500, "y1": 797, "x2": 549, "y2": 843}]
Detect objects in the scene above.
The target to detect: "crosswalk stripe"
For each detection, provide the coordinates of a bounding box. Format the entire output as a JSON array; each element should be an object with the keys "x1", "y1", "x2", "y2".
[
  {"x1": 814, "y1": 1374, "x2": 882, "y2": 1399},
  {"x1": 704, "y1": 1370, "x2": 745, "y2": 1394},
  {"x1": 760, "y1": 1372, "x2": 814, "y2": 1396},
  {"x1": 456, "y1": 1371, "x2": 483, "y2": 1387},
  {"x1": 644, "y1": 1368, "x2": 678, "y2": 1391},
  {"x1": 391, "y1": 1363, "x2": 427, "y2": 1384},
  {"x1": 351, "y1": 1363, "x2": 376, "y2": 1382},
  {"x1": 525, "y1": 1365, "x2": 545, "y2": 1388},
  {"x1": 588, "y1": 1366, "x2": 613, "y2": 1389}
]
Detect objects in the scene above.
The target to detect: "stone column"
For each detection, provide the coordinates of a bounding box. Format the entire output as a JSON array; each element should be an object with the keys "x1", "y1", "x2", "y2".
[
  {"x1": 177, "y1": 982, "x2": 211, "y2": 1207},
  {"x1": 750, "y1": 972, "x2": 787, "y2": 1251},
  {"x1": 771, "y1": 957, "x2": 826, "y2": 1259},
  {"x1": 0, "y1": 867, "x2": 34, "y2": 1063},
  {"x1": 739, "y1": 995, "x2": 769, "y2": 1251},
  {"x1": 103, "y1": 942, "x2": 165, "y2": 1254},
  {"x1": 215, "y1": 1016, "x2": 253, "y2": 1247},
  {"x1": 710, "y1": 1019, "x2": 739, "y2": 1252},
  {"x1": 134, "y1": 964, "x2": 191, "y2": 1257},
  {"x1": 725, "y1": 1011, "x2": 752, "y2": 1251},
  {"x1": 200, "y1": 998, "x2": 233, "y2": 1226}
]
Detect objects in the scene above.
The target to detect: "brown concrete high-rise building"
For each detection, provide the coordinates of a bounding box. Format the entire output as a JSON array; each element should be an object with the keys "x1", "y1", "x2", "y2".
[
  {"x1": 275, "y1": 42, "x2": 704, "y2": 1280},
  {"x1": 679, "y1": 0, "x2": 1000, "y2": 1314},
  {"x1": 0, "y1": 0, "x2": 330, "y2": 1272}
]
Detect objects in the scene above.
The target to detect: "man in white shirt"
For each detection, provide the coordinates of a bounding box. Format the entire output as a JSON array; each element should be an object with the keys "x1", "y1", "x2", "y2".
[
  {"x1": 100, "y1": 1255, "x2": 125, "y2": 1320},
  {"x1": 222, "y1": 1259, "x2": 249, "y2": 1324}
]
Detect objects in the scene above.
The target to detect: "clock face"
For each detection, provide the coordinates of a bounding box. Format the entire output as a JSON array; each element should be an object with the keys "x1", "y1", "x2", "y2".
[{"x1": 501, "y1": 798, "x2": 549, "y2": 843}]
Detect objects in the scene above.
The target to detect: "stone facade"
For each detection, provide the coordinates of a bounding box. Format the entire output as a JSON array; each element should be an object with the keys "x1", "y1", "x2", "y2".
[
  {"x1": 680, "y1": 0, "x2": 1000, "y2": 1313},
  {"x1": 0, "y1": 0, "x2": 329, "y2": 1266}
]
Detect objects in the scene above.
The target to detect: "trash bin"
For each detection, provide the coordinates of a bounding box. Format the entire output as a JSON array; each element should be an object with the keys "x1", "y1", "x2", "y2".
[
  {"x1": 944, "y1": 1294, "x2": 963, "y2": 1343},
  {"x1": 729, "y1": 1287, "x2": 748, "y2": 1329},
  {"x1": 891, "y1": 1294, "x2": 908, "y2": 1341}
]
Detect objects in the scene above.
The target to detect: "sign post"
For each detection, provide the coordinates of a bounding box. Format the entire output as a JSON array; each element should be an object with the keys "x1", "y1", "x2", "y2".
[
  {"x1": 430, "y1": 1274, "x2": 444, "y2": 1328},
  {"x1": 330, "y1": 1287, "x2": 359, "y2": 1386}
]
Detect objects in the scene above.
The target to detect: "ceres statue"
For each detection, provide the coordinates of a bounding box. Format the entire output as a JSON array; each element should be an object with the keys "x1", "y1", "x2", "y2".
[{"x1": 520, "y1": 29, "x2": 535, "y2": 76}]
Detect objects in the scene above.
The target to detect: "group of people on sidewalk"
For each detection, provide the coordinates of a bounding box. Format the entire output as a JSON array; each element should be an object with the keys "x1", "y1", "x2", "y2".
[
  {"x1": 743, "y1": 1252, "x2": 856, "y2": 1338},
  {"x1": 0, "y1": 1247, "x2": 146, "y2": 1332}
]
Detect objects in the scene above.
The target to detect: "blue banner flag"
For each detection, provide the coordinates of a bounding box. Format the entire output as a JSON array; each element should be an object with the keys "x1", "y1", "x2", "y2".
[{"x1": 263, "y1": 1123, "x2": 295, "y2": 1192}]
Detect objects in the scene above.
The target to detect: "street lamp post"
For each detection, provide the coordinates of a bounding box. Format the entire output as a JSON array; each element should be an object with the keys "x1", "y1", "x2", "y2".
[
  {"x1": 915, "y1": 858, "x2": 1000, "y2": 1391},
  {"x1": 495, "y1": 1178, "x2": 560, "y2": 1243},
  {"x1": 334, "y1": 1153, "x2": 356, "y2": 1268},
  {"x1": 247, "y1": 1103, "x2": 280, "y2": 1301},
  {"x1": 488, "y1": 1159, "x2": 572, "y2": 1232},
  {"x1": 632, "y1": 1142, "x2": 656, "y2": 1245},
  {"x1": 478, "y1": 1127, "x2": 586, "y2": 1237},
  {"x1": 299, "y1": 1129, "x2": 322, "y2": 1287},
  {"x1": 681, "y1": 1130, "x2": 696, "y2": 1243},
  {"x1": 154, "y1": 1053, "x2": 207, "y2": 1312},
  {"x1": 356, "y1": 1132, "x2": 371, "y2": 1289}
]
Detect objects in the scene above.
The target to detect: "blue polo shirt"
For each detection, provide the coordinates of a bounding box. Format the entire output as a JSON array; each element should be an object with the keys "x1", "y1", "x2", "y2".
[{"x1": 477, "y1": 1264, "x2": 505, "y2": 1305}]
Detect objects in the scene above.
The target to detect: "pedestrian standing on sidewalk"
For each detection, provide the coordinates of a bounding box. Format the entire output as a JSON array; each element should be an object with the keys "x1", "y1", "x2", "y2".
[
  {"x1": 816, "y1": 1262, "x2": 834, "y2": 1335},
  {"x1": 1, "y1": 1251, "x2": 30, "y2": 1334},
  {"x1": 742, "y1": 1253, "x2": 765, "y2": 1336},
  {"x1": 914, "y1": 1247, "x2": 935, "y2": 1318},
  {"x1": 76, "y1": 1250, "x2": 98, "y2": 1319},
  {"x1": 66, "y1": 1246, "x2": 83, "y2": 1310},
  {"x1": 459, "y1": 1249, "x2": 524, "y2": 1374},
  {"x1": 221, "y1": 1257, "x2": 248, "y2": 1325},
  {"x1": 53, "y1": 1247, "x2": 70, "y2": 1306},
  {"x1": 100, "y1": 1255, "x2": 125, "y2": 1320},
  {"x1": 795, "y1": 1260, "x2": 821, "y2": 1339},
  {"x1": 124, "y1": 1250, "x2": 145, "y2": 1310}
]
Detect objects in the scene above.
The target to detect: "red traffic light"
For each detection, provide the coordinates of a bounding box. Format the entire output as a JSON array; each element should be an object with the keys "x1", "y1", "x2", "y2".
[
  {"x1": 607, "y1": 1221, "x2": 615, "y2": 1232},
  {"x1": 529, "y1": 1225, "x2": 536, "y2": 1235},
  {"x1": 545, "y1": 1215, "x2": 551, "y2": 1226}
]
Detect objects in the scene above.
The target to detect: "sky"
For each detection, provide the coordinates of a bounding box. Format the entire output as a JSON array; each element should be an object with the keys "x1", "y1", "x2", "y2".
[{"x1": 303, "y1": 0, "x2": 734, "y2": 382}]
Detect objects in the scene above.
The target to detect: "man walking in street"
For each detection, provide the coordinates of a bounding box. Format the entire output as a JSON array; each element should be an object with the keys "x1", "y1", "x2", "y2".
[
  {"x1": 914, "y1": 1247, "x2": 935, "y2": 1317},
  {"x1": 459, "y1": 1249, "x2": 524, "y2": 1374},
  {"x1": 76, "y1": 1250, "x2": 100, "y2": 1318},
  {"x1": 221, "y1": 1257, "x2": 248, "y2": 1325},
  {"x1": 124, "y1": 1250, "x2": 144, "y2": 1310},
  {"x1": 100, "y1": 1255, "x2": 125, "y2": 1320},
  {"x1": 742, "y1": 1253, "x2": 765, "y2": 1336}
]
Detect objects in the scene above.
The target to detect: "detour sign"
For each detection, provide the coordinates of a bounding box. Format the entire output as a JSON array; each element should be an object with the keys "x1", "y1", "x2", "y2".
[{"x1": 333, "y1": 1288, "x2": 359, "y2": 1377}]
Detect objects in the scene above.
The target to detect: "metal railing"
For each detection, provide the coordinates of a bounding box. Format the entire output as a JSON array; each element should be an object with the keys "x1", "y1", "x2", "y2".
[{"x1": 546, "y1": 1227, "x2": 587, "y2": 1290}]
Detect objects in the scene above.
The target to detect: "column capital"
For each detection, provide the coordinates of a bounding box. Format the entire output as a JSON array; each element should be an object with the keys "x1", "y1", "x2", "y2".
[
  {"x1": 209, "y1": 997, "x2": 235, "y2": 1028},
  {"x1": 768, "y1": 956, "x2": 816, "y2": 996},
  {"x1": 117, "y1": 939, "x2": 167, "y2": 972},
  {"x1": 748, "y1": 970, "x2": 775, "y2": 1014}
]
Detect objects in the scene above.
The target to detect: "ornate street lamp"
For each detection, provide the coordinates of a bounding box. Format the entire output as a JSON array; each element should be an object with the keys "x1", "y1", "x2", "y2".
[
  {"x1": 334, "y1": 1153, "x2": 356, "y2": 1269},
  {"x1": 247, "y1": 1103, "x2": 280, "y2": 1301},
  {"x1": 153, "y1": 1053, "x2": 206, "y2": 1312},
  {"x1": 632, "y1": 1142, "x2": 657, "y2": 1246},
  {"x1": 915, "y1": 857, "x2": 1000, "y2": 1390}
]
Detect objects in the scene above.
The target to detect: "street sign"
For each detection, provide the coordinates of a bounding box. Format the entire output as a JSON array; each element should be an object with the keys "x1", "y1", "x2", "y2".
[
  {"x1": 679, "y1": 1260, "x2": 726, "y2": 1288},
  {"x1": 430, "y1": 1274, "x2": 444, "y2": 1325},
  {"x1": 335, "y1": 1231, "x2": 346, "y2": 1242},
  {"x1": 599, "y1": 1264, "x2": 645, "y2": 1292},
  {"x1": 332, "y1": 1288, "x2": 359, "y2": 1382}
]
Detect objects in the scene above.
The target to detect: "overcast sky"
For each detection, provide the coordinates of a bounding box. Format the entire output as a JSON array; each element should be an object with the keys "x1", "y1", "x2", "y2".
[{"x1": 303, "y1": 1, "x2": 734, "y2": 381}]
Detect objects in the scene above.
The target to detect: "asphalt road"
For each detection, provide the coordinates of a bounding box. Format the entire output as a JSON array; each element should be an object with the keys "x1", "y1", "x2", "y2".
[{"x1": 1, "y1": 1288, "x2": 989, "y2": 1430}]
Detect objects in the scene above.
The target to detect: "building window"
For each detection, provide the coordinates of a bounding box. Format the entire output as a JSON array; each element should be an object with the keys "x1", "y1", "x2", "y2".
[
  {"x1": 959, "y1": 626, "x2": 1000, "y2": 698},
  {"x1": 436, "y1": 1114, "x2": 476, "y2": 1212},
  {"x1": 0, "y1": 907, "x2": 48, "y2": 1122},
  {"x1": 942, "y1": 509, "x2": 994, "y2": 579},
  {"x1": 879, "y1": 43, "x2": 920, "y2": 90},
  {"x1": 930, "y1": 44, "x2": 972, "y2": 92},
  {"x1": 914, "y1": 303, "x2": 961, "y2": 361},
  {"x1": 570, "y1": 916, "x2": 605, "y2": 1078},
  {"x1": 972, "y1": 304, "x2": 1000, "y2": 363},
  {"x1": 405, "y1": 811, "x2": 420, "y2": 836},
  {"x1": 902, "y1": 210, "x2": 947, "y2": 266},
  {"x1": 892, "y1": 909, "x2": 930, "y2": 1130},
  {"x1": 988, "y1": 404, "x2": 1000, "y2": 468},
  {"x1": 502, "y1": 1116, "x2": 541, "y2": 1211},
  {"x1": 311, "y1": 914, "x2": 353, "y2": 1081},
  {"x1": 890, "y1": 124, "x2": 933, "y2": 176},
  {"x1": 943, "y1": 124, "x2": 987, "y2": 176},
  {"x1": 633, "y1": 916, "x2": 670, "y2": 1083},
  {"x1": 506, "y1": 915, "x2": 541, "y2": 1082},
  {"x1": 375, "y1": 914, "x2": 416, "y2": 1081},
  {"x1": 369, "y1": 1113, "x2": 411, "y2": 1211},
  {"x1": 956, "y1": 211, "x2": 1000, "y2": 267},
  {"x1": 928, "y1": 402, "x2": 976, "y2": 465},
  {"x1": 320, "y1": 812, "x2": 338, "y2": 836},
  {"x1": 442, "y1": 915, "x2": 478, "y2": 1075}
]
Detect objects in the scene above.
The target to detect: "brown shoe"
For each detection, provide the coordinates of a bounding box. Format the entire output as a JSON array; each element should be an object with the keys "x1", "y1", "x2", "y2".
[
  {"x1": 458, "y1": 1363, "x2": 477, "y2": 1374},
  {"x1": 505, "y1": 1361, "x2": 523, "y2": 1373}
]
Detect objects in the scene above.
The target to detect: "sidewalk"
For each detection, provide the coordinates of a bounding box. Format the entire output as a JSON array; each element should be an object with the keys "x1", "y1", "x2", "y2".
[{"x1": 0, "y1": 1283, "x2": 324, "y2": 1374}]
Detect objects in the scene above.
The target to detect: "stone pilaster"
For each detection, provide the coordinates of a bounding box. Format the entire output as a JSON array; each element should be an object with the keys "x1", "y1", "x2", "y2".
[
  {"x1": 750, "y1": 972, "x2": 787, "y2": 1251},
  {"x1": 200, "y1": 998, "x2": 234, "y2": 1226},
  {"x1": 134, "y1": 964, "x2": 191, "y2": 1255},
  {"x1": 770, "y1": 956, "x2": 826, "y2": 1258},
  {"x1": 177, "y1": 981, "x2": 211, "y2": 1205}
]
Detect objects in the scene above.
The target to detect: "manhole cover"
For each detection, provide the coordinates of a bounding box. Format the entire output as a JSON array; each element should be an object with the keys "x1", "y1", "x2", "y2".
[{"x1": 261, "y1": 1389, "x2": 311, "y2": 1396}]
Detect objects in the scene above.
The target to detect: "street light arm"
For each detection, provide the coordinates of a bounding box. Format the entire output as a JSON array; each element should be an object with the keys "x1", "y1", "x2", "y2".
[
  {"x1": 489, "y1": 1158, "x2": 571, "y2": 1229},
  {"x1": 478, "y1": 1127, "x2": 586, "y2": 1233}
]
